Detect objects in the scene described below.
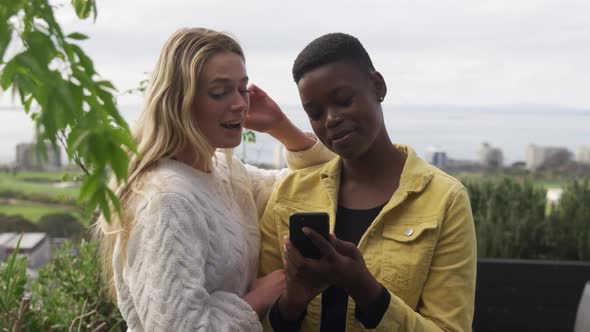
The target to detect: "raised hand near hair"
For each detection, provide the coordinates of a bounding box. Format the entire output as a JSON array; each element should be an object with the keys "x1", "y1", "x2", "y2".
[
  {"x1": 245, "y1": 83, "x2": 315, "y2": 151},
  {"x1": 244, "y1": 83, "x2": 288, "y2": 133},
  {"x1": 244, "y1": 269, "x2": 286, "y2": 319}
]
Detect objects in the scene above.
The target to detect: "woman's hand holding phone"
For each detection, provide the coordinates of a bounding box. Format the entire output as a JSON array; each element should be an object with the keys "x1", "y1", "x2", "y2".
[
  {"x1": 276, "y1": 236, "x2": 328, "y2": 320},
  {"x1": 283, "y1": 229, "x2": 383, "y2": 313}
]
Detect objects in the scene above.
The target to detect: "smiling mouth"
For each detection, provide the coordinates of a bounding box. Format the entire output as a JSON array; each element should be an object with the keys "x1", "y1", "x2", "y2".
[
  {"x1": 331, "y1": 130, "x2": 354, "y2": 143},
  {"x1": 220, "y1": 121, "x2": 242, "y2": 129}
]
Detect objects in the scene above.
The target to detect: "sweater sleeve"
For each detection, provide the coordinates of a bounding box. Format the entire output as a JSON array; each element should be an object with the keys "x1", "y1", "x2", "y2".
[
  {"x1": 123, "y1": 192, "x2": 262, "y2": 332},
  {"x1": 243, "y1": 134, "x2": 335, "y2": 216}
]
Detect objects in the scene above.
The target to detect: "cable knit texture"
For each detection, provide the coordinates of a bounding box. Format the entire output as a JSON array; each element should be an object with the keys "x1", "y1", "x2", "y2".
[{"x1": 113, "y1": 139, "x2": 335, "y2": 332}]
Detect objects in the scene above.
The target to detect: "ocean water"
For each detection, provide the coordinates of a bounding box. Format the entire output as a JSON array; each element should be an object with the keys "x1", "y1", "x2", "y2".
[
  {"x1": 1, "y1": 105, "x2": 588, "y2": 166},
  {"x1": 238, "y1": 105, "x2": 590, "y2": 166}
]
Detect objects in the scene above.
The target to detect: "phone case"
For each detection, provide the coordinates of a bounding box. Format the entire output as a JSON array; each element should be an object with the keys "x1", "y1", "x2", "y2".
[{"x1": 289, "y1": 212, "x2": 330, "y2": 259}]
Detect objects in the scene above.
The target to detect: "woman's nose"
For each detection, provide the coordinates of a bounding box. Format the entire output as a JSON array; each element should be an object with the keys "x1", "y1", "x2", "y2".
[
  {"x1": 325, "y1": 108, "x2": 342, "y2": 128},
  {"x1": 230, "y1": 90, "x2": 249, "y2": 113}
]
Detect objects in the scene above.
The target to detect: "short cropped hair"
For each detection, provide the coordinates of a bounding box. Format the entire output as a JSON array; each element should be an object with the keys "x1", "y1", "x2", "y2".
[{"x1": 292, "y1": 33, "x2": 375, "y2": 83}]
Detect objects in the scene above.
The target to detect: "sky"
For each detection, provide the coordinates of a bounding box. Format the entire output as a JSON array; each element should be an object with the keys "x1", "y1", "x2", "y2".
[{"x1": 2, "y1": 0, "x2": 589, "y2": 109}]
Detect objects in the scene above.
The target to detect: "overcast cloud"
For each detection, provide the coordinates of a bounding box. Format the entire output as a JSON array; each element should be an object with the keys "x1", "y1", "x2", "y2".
[{"x1": 2, "y1": 0, "x2": 589, "y2": 109}]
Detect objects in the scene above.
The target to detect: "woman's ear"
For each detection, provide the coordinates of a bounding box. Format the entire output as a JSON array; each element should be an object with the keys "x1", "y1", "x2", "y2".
[{"x1": 370, "y1": 71, "x2": 387, "y2": 102}]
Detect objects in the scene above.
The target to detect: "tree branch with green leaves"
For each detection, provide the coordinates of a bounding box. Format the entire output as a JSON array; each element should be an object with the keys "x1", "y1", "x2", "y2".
[{"x1": 0, "y1": 0, "x2": 135, "y2": 222}]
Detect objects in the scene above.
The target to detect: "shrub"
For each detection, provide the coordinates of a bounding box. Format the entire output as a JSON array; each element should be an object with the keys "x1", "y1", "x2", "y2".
[
  {"x1": 0, "y1": 240, "x2": 124, "y2": 331},
  {"x1": 464, "y1": 177, "x2": 590, "y2": 261},
  {"x1": 0, "y1": 237, "x2": 30, "y2": 331},
  {"x1": 545, "y1": 179, "x2": 590, "y2": 260},
  {"x1": 0, "y1": 214, "x2": 39, "y2": 232},
  {"x1": 37, "y1": 213, "x2": 87, "y2": 239}
]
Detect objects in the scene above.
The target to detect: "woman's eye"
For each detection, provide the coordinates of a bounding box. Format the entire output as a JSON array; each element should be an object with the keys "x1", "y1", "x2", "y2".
[
  {"x1": 335, "y1": 96, "x2": 353, "y2": 107},
  {"x1": 308, "y1": 111, "x2": 322, "y2": 121},
  {"x1": 238, "y1": 88, "x2": 249, "y2": 96},
  {"x1": 209, "y1": 90, "x2": 227, "y2": 99}
]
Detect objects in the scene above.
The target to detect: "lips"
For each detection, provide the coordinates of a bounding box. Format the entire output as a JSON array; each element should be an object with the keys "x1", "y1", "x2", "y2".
[
  {"x1": 220, "y1": 120, "x2": 243, "y2": 129},
  {"x1": 329, "y1": 129, "x2": 354, "y2": 142}
]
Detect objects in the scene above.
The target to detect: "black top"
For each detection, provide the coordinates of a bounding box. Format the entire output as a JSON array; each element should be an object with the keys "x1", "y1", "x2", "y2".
[{"x1": 269, "y1": 203, "x2": 391, "y2": 331}]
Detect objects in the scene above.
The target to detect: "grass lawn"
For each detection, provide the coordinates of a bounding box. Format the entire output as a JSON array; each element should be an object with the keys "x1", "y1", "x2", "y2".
[
  {"x1": 0, "y1": 171, "x2": 80, "y2": 201},
  {"x1": 11, "y1": 170, "x2": 83, "y2": 181},
  {"x1": 0, "y1": 203, "x2": 80, "y2": 222},
  {"x1": 0, "y1": 171, "x2": 94, "y2": 223}
]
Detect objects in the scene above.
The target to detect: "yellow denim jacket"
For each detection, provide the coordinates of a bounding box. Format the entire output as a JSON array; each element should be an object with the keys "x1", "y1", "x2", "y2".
[{"x1": 259, "y1": 145, "x2": 476, "y2": 332}]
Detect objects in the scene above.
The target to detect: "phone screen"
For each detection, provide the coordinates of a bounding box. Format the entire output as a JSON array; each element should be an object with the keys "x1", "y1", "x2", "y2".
[{"x1": 289, "y1": 212, "x2": 330, "y2": 259}]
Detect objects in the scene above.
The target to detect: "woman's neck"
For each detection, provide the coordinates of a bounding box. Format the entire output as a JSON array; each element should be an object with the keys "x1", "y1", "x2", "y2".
[
  {"x1": 174, "y1": 145, "x2": 215, "y2": 173},
  {"x1": 337, "y1": 128, "x2": 406, "y2": 209},
  {"x1": 341, "y1": 128, "x2": 405, "y2": 186}
]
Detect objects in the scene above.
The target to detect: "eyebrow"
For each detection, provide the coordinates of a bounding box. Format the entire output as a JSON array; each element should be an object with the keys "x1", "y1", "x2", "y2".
[
  {"x1": 302, "y1": 86, "x2": 349, "y2": 108},
  {"x1": 208, "y1": 76, "x2": 249, "y2": 85}
]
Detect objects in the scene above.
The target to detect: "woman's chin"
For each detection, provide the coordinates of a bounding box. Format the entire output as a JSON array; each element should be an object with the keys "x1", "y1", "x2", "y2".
[{"x1": 215, "y1": 138, "x2": 242, "y2": 149}]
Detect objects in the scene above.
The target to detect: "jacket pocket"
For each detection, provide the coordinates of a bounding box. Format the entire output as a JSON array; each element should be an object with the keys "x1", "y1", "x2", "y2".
[{"x1": 380, "y1": 218, "x2": 439, "y2": 302}]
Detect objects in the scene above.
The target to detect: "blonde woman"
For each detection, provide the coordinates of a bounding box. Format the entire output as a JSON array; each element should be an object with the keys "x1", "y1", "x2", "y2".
[{"x1": 96, "y1": 28, "x2": 334, "y2": 331}]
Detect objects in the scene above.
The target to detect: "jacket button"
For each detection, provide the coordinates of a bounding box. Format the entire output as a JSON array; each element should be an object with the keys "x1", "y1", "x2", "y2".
[{"x1": 404, "y1": 228, "x2": 414, "y2": 236}]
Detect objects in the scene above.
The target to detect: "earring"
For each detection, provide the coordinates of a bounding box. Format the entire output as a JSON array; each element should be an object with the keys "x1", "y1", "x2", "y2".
[{"x1": 378, "y1": 96, "x2": 384, "y2": 102}]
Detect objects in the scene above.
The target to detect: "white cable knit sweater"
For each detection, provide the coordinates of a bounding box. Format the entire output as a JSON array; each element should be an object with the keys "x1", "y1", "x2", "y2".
[{"x1": 113, "y1": 142, "x2": 334, "y2": 332}]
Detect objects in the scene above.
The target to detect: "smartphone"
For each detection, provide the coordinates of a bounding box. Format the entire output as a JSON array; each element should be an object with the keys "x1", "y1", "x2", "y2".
[{"x1": 289, "y1": 212, "x2": 330, "y2": 259}]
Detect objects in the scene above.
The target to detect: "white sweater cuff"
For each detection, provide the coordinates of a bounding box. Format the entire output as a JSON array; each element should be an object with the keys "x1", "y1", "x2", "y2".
[{"x1": 283, "y1": 133, "x2": 335, "y2": 170}]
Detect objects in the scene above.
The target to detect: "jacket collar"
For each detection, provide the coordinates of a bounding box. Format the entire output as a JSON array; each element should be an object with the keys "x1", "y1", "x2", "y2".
[{"x1": 319, "y1": 144, "x2": 434, "y2": 196}]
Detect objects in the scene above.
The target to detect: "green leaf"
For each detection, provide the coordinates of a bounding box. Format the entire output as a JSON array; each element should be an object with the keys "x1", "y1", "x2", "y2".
[
  {"x1": 70, "y1": 44, "x2": 96, "y2": 76},
  {"x1": 0, "y1": 22, "x2": 12, "y2": 62},
  {"x1": 23, "y1": 30, "x2": 56, "y2": 66},
  {"x1": 96, "y1": 191, "x2": 111, "y2": 222},
  {"x1": 0, "y1": 59, "x2": 18, "y2": 90},
  {"x1": 109, "y1": 143, "x2": 129, "y2": 181},
  {"x1": 106, "y1": 187, "x2": 122, "y2": 218},
  {"x1": 69, "y1": 128, "x2": 91, "y2": 153},
  {"x1": 111, "y1": 127, "x2": 137, "y2": 153},
  {"x1": 66, "y1": 32, "x2": 89, "y2": 40},
  {"x1": 89, "y1": 131, "x2": 109, "y2": 166},
  {"x1": 242, "y1": 130, "x2": 256, "y2": 143},
  {"x1": 79, "y1": 171, "x2": 99, "y2": 201},
  {"x1": 71, "y1": 0, "x2": 96, "y2": 20},
  {"x1": 97, "y1": 80, "x2": 116, "y2": 90},
  {"x1": 23, "y1": 95, "x2": 34, "y2": 112}
]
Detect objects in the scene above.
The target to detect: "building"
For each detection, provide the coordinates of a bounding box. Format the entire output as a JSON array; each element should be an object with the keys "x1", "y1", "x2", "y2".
[
  {"x1": 0, "y1": 233, "x2": 51, "y2": 268},
  {"x1": 15, "y1": 142, "x2": 61, "y2": 171},
  {"x1": 426, "y1": 146, "x2": 448, "y2": 169},
  {"x1": 525, "y1": 144, "x2": 572, "y2": 171},
  {"x1": 576, "y1": 145, "x2": 590, "y2": 165},
  {"x1": 445, "y1": 158, "x2": 482, "y2": 171},
  {"x1": 478, "y1": 142, "x2": 504, "y2": 168}
]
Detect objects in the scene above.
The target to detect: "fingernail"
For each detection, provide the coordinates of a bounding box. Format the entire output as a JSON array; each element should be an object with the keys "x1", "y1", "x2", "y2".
[{"x1": 302, "y1": 227, "x2": 310, "y2": 235}]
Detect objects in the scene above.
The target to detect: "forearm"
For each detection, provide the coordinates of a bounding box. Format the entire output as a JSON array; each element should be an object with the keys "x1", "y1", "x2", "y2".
[
  {"x1": 348, "y1": 271, "x2": 382, "y2": 310},
  {"x1": 277, "y1": 292, "x2": 309, "y2": 321},
  {"x1": 348, "y1": 272, "x2": 392, "y2": 329},
  {"x1": 267, "y1": 118, "x2": 315, "y2": 152},
  {"x1": 268, "y1": 293, "x2": 308, "y2": 332},
  {"x1": 381, "y1": 291, "x2": 445, "y2": 332}
]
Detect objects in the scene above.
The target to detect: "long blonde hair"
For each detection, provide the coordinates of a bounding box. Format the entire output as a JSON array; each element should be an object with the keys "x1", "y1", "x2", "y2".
[{"x1": 95, "y1": 28, "x2": 244, "y2": 298}]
